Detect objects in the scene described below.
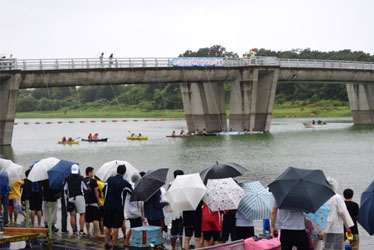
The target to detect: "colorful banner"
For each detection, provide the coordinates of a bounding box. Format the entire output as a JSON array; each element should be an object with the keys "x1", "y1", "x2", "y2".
[{"x1": 172, "y1": 58, "x2": 224, "y2": 67}]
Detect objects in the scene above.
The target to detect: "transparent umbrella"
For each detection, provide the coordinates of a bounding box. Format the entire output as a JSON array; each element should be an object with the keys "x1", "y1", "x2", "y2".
[{"x1": 0, "y1": 159, "x2": 23, "y2": 185}]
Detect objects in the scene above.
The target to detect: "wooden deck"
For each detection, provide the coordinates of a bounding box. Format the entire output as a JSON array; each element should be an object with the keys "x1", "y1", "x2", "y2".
[{"x1": 0, "y1": 227, "x2": 49, "y2": 245}]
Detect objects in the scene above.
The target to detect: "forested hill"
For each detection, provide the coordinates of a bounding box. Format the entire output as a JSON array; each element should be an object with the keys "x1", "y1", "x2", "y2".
[{"x1": 16, "y1": 46, "x2": 374, "y2": 114}]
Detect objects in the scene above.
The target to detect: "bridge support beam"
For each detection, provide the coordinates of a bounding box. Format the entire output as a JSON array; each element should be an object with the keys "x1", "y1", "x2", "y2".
[
  {"x1": 347, "y1": 83, "x2": 374, "y2": 125},
  {"x1": 180, "y1": 82, "x2": 227, "y2": 133},
  {"x1": 0, "y1": 75, "x2": 21, "y2": 145},
  {"x1": 229, "y1": 69, "x2": 278, "y2": 132}
]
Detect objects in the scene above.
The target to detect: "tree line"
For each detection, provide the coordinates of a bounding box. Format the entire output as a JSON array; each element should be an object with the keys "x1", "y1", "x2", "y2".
[{"x1": 16, "y1": 46, "x2": 374, "y2": 113}]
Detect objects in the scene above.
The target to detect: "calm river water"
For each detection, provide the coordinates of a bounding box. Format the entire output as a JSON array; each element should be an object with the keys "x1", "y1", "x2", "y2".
[{"x1": 1, "y1": 117, "x2": 374, "y2": 248}]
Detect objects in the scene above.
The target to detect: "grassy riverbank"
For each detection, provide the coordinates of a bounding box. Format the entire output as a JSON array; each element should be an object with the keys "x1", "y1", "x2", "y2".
[{"x1": 15, "y1": 100, "x2": 351, "y2": 119}]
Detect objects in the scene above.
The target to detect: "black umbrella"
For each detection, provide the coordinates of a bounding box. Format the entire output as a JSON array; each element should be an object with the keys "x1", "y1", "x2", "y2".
[
  {"x1": 130, "y1": 168, "x2": 169, "y2": 202},
  {"x1": 268, "y1": 167, "x2": 335, "y2": 213},
  {"x1": 358, "y1": 181, "x2": 374, "y2": 235},
  {"x1": 200, "y1": 162, "x2": 248, "y2": 183}
]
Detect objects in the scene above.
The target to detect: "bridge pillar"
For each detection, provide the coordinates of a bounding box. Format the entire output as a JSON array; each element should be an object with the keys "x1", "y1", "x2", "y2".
[
  {"x1": 0, "y1": 74, "x2": 21, "y2": 145},
  {"x1": 347, "y1": 83, "x2": 374, "y2": 125},
  {"x1": 180, "y1": 82, "x2": 227, "y2": 133},
  {"x1": 229, "y1": 69, "x2": 278, "y2": 132}
]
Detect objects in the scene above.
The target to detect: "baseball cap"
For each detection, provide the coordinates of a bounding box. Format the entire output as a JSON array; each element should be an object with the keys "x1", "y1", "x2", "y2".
[{"x1": 71, "y1": 164, "x2": 79, "y2": 174}]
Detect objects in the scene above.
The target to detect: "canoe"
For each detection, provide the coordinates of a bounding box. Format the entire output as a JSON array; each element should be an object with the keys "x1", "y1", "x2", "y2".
[
  {"x1": 216, "y1": 131, "x2": 264, "y2": 135},
  {"x1": 195, "y1": 133, "x2": 217, "y2": 136},
  {"x1": 303, "y1": 122, "x2": 327, "y2": 128},
  {"x1": 58, "y1": 141, "x2": 79, "y2": 144},
  {"x1": 166, "y1": 135, "x2": 195, "y2": 138},
  {"x1": 126, "y1": 136, "x2": 148, "y2": 140},
  {"x1": 82, "y1": 138, "x2": 108, "y2": 142}
]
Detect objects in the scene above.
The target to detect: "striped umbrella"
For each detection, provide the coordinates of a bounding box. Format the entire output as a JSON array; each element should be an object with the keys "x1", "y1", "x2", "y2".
[{"x1": 238, "y1": 181, "x2": 274, "y2": 221}]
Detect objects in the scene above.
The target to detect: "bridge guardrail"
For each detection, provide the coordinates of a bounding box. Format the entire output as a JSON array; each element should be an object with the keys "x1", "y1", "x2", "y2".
[{"x1": 1, "y1": 57, "x2": 374, "y2": 71}]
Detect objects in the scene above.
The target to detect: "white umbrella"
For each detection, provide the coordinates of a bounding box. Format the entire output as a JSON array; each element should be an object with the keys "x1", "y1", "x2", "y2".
[
  {"x1": 166, "y1": 173, "x2": 207, "y2": 212},
  {"x1": 203, "y1": 178, "x2": 245, "y2": 212},
  {"x1": 28, "y1": 157, "x2": 60, "y2": 182},
  {"x1": 0, "y1": 159, "x2": 24, "y2": 185},
  {"x1": 96, "y1": 160, "x2": 138, "y2": 183}
]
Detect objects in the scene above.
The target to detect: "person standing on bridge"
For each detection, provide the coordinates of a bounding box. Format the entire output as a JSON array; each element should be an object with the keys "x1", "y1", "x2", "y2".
[
  {"x1": 109, "y1": 53, "x2": 113, "y2": 67},
  {"x1": 99, "y1": 53, "x2": 104, "y2": 67}
]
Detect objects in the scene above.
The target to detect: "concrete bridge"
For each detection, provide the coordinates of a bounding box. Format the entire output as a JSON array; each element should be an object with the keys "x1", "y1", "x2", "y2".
[{"x1": 1, "y1": 57, "x2": 374, "y2": 145}]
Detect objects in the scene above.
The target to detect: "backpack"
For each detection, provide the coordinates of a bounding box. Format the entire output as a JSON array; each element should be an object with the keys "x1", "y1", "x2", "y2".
[{"x1": 124, "y1": 194, "x2": 142, "y2": 219}]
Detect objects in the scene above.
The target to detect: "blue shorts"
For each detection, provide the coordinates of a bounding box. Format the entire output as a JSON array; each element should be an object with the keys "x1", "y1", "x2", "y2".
[{"x1": 12, "y1": 199, "x2": 22, "y2": 213}]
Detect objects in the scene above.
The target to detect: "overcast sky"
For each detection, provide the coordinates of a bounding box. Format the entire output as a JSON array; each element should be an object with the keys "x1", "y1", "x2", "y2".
[{"x1": 1, "y1": 0, "x2": 373, "y2": 59}]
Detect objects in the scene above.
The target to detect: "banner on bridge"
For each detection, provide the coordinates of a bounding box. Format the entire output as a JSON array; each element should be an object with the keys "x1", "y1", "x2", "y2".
[{"x1": 172, "y1": 58, "x2": 224, "y2": 67}]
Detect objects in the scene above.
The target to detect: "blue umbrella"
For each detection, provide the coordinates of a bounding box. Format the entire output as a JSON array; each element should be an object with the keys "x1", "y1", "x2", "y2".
[
  {"x1": 47, "y1": 160, "x2": 79, "y2": 190},
  {"x1": 238, "y1": 181, "x2": 274, "y2": 220},
  {"x1": 304, "y1": 203, "x2": 329, "y2": 229},
  {"x1": 358, "y1": 181, "x2": 374, "y2": 235}
]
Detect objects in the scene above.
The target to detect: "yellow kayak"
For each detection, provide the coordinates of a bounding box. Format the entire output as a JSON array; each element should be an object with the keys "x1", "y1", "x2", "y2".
[
  {"x1": 126, "y1": 136, "x2": 148, "y2": 141},
  {"x1": 58, "y1": 141, "x2": 80, "y2": 144}
]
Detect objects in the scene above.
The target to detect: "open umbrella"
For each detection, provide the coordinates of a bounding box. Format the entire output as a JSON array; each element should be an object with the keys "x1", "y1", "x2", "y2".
[
  {"x1": 47, "y1": 160, "x2": 80, "y2": 190},
  {"x1": 96, "y1": 160, "x2": 138, "y2": 183},
  {"x1": 130, "y1": 168, "x2": 169, "y2": 202},
  {"x1": 203, "y1": 178, "x2": 245, "y2": 212},
  {"x1": 304, "y1": 203, "x2": 329, "y2": 229},
  {"x1": 268, "y1": 167, "x2": 335, "y2": 213},
  {"x1": 166, "y1": 173, "x2": 207, "y2": 212},
  {"x1": 200, "y1": 162, "x2": 248, "y2": 183},
  {"x1": 238, "y1": 181, "x2": 274, "y2": 221},
  {"x1": 0, "y1": 159, "x2": 24, "y2": 185},
  {"x1": 28, "y1": 157, "x2": 60, "y2": 182},
  {"x1": 358, "y1": 181, "x2": 374, "y2": 235}
]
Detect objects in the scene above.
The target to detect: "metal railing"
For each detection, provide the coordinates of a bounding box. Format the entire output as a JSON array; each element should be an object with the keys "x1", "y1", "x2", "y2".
[{"x1": 1, "y1": 57, "x2": 374, "y2": 71}]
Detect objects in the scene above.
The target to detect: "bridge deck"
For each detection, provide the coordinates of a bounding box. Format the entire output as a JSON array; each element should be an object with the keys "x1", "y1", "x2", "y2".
[{"x1": 1, "y1": 57, "x2": 374, "y2": 71}]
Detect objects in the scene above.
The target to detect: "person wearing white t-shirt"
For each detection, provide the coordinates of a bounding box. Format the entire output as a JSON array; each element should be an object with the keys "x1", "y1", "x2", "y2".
[{"x1": 271, "y1": 200, "x2": 309, "y2": 250}]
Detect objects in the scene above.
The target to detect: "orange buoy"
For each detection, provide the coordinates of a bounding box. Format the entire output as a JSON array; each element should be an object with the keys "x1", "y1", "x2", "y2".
[
  {"x1": 101, "y1": 120, "x2": 106, "y2": 123},
  {"x1": 310, "y1": 113, "x2": 314, "y2": 117},
  {"x1": 170, "y1": 118, "x2": 176, "y2": 121},
  {"x1": 152, "y1": 118, "x2": 157, "y2": 121},
  {"x1": 57, "y1": 121, "x2": 62, "y2": 124},
  {"x1": 112, "y1": 120, "x2": 117, "y2": 122},
  {"x1": 35, "y1": 122, "x2": 40, "y2": 125},
  {"x1": 68, "y1": 121, "x2": 74, "y2": 123},
  {"x1": 14, "y1": 122, "x2": 18, "y2": 125},
  {"x1": 24, "y1": 122, "x2": 29, "y2": 125},
  {"x1": 134, "y1": 119, "x2": 138, "y2": 122},
  {"x1": 160, "y1": 118, "x2": 165, "y2": 121},
  {"x1": 91, "y1": 120, "x2": 96, "y2": 123},
  {"x1": 122, "y1": 120, "x2": 127, "y2": 122},
  {"x1": 80, "y1": 120, "x2": 85, "y2": 123},
  {"x1": 181, "y1": 118, "x2": 186, "y2": 120}
]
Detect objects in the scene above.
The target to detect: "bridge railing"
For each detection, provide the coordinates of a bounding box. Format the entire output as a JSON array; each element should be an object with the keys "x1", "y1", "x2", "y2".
[
  {"x1": 279, "y1": 58, "x2": 374, "y2": 70},
  {"x1": 1, "y1": 57, "x2": 374, "y2": 71}
]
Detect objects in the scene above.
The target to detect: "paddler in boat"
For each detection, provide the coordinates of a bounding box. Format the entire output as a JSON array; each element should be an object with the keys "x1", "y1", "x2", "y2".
[
  {"x1": 68, "y1": 137, "x2": 73, "y2": 142},
  {"x1": 171, "y1": 131, "x2": 176, "y2": 137},
  {"x1": 312, "y1": 120, "x2": 316, "y2": 124},
  {"x1": 195, "y1": 128, "x2": 200, "y2": 135},
  {"x1": 138, "y1": 133, "x2": 142, "y2": 137},
  {"x1": 62, "y1": 136, "x2": 67, "y2": 143},
  {"x1": 180, "y1": 130, "x2": 184, "y2": 136},
  {"x1": 202, "y1": 128, "x2": 208, "y2": 135},
  {"x1": 131, "y1": 133, "x2": 135, "y2": 137},
  {"x1": 88, "y1": 133, "x2": 92, "y2": 140},
  {"x1": 93, "y1": 133, "x2": 99, "y2": 140}
]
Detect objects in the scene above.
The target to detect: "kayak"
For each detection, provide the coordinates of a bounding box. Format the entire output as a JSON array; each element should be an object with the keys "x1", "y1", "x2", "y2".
[
  {"x1": 58, "y1": 141, "x2": 79, "y2": 144},
  {"x1": 166, "y1": 135, "x2": 195, "y2": 138},
  {"x1": 216, "y1": 131, "x2": 264, "y2": 135},
  {"x1": 303, "y1": 122, "x2": 327, "y2": 128},
  {"x1": 82, "y1": 138, "x2": 108, "y2": 142},
  {"x1": 127, "y1": 136, "x2": 148, "y2": 141},
  {"x1": 195, "y1": 133, "x2": 217, "y2": 136}
]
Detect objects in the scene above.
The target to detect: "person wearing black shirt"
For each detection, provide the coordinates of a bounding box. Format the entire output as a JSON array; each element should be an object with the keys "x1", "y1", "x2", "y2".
[
  {"x1": 344, "y1": 189, "x2": 360, "y2": 250},
  {"x1": 103, "y1": 165, "x2": 133, "y2": 250},
  {"x1": 183, "y1": 201, "x2": 203, "y2": 250},
  {"x1": 64, "y1": 164, "x2": 87, "y2": 235},
  {"x1": 84, "y1": 167, "x2": 102, "y2": 237}
]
